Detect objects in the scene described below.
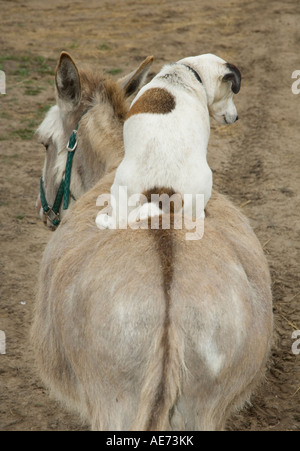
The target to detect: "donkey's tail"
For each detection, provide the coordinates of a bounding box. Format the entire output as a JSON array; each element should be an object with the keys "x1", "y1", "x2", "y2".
[{"x1": 132, "y1": 209, "x2": 185, "y2": 431}]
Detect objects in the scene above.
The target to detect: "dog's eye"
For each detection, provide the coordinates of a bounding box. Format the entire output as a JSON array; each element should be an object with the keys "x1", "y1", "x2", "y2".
[{"x1": 42, "y1": 143, "x2": 49, "y2": 151}]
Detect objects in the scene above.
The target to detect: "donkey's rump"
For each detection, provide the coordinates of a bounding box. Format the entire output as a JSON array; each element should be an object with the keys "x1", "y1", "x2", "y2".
[{"x1": 32, "y1": 186, "x2": 272, "y2": 430}]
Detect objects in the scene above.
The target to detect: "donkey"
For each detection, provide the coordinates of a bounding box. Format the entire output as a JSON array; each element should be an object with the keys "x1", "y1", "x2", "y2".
[
  {"x1": 32, "y1": 53, "x2": 273, "y2": 431},
  {"x1": 36, "y1": 51, "x2": 154, "y2": 228}
]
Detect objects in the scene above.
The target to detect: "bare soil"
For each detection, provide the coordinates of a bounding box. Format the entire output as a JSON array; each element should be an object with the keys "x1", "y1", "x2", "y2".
[{"x1": 0, "y1": 0, "x2": 299, "y2": 431}]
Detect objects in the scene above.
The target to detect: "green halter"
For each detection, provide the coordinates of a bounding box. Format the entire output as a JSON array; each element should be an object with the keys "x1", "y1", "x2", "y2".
[{"x1": 40, "y1": 110, "x2": 87, "y2": 227}]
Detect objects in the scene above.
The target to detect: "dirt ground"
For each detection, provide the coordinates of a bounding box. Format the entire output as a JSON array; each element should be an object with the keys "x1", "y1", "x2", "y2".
[{"x1": 0, "y1": 0, "x2": 299, "y2": 431}]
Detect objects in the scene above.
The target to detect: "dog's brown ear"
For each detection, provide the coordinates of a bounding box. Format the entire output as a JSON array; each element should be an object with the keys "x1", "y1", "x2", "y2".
[{"x1": 222, "y1": 63, "x2": 241, "y2": 94}]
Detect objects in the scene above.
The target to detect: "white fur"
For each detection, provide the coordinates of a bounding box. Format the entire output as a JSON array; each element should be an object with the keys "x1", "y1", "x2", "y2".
[
  {"x1": 37, "y1": 106, "x2": 65, "y2": 155},
  {"x1": 36, "y1": 105, "x2": 68, "y2": 185},
  {"x1": 97, "y1": 54, "x2": 239, "y2": 229}
]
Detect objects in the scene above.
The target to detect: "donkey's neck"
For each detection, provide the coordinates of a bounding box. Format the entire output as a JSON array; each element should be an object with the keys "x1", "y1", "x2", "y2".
[
  {"x1": 72, "y1": 146, "x2": 106, "y2": 196},
  {"x1": 72, "y1": 108, "x2": 124, "y2": 198}
]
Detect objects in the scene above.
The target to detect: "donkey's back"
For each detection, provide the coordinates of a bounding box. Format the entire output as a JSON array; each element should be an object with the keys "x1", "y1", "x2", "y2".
[{"x1": 32, "y1": 184, "x2": 272, "y2": 431}]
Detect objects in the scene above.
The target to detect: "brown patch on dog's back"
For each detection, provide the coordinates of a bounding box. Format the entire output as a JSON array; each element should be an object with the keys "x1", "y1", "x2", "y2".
[{"x1": 126, "y1": 88, "x2": 176, "y2": 120}]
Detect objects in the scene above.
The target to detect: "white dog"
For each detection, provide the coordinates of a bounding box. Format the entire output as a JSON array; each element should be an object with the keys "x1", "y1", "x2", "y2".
[{"x1": 96, "y1": 53, "x2": 241, "y2": 229}]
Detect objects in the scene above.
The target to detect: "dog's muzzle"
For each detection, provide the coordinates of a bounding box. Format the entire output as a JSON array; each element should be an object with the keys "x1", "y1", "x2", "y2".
[{"x1": 224, "y1": 114, "x2": 239, "y2": 124}]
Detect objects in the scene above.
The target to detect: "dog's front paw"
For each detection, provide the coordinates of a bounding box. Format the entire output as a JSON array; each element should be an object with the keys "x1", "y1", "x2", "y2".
[{"x1": 95, "y1": 213, "x2": 114, "y2": 230}]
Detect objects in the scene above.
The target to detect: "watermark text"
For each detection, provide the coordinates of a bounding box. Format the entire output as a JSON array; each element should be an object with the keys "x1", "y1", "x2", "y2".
[
  {"x1": 96, "y1": 188, "x2": 205, "y2": 241},
  {"x1": 0, "y1": 330, "x2": 6, "y2": 355},
  {"x1": 291, "y1": 70, "x2": 300, "y2": 95},
  {"x1": 0, "y1": 71, "x2": 6, "y2": 95},
  {"x1": 292, "y1": 330, "x2": 300, "y2": 355}
]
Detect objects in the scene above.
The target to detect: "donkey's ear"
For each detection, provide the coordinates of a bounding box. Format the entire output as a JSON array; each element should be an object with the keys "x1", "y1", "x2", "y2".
[
  {"x1": 55, "y1": 52, "x2": 81, "y2": 105},
  {"x1": 222, "y1": 63, "x2": 242, "y2": 94},
  {"x1": 119, "y1": 56, "x2": 154, "y2": 98}
]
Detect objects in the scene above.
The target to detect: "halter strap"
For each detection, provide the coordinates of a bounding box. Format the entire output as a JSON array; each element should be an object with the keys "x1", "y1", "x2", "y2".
[
  {"x1": 40, "y1": 109, "x2": 88, "y2": 227},
  {"x1": 40, "y1": 177, "x2": 64, "y2": 226}
]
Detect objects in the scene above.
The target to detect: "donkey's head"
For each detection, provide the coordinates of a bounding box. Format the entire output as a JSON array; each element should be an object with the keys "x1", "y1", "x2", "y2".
[{"x1": 36, "y1": 52, "x2": 153, "y2": 229}]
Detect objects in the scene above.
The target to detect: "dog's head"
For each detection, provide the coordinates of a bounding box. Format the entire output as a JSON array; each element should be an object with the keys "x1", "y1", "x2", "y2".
[{"x1": 178, "y1": 54, "x2": 241, "y2": 125}]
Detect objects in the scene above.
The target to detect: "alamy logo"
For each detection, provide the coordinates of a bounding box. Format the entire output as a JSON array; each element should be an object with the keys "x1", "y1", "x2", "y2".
[
  {"x1": 0, "y1": 71, "x2": 6, "y2": 95},
  {"x1": 96, "y1": 188, "x2": 205, "y2": 241},
  {"x1": 292, "y1": 330, "x2": 300, "y2": 355},
  {"x1": 0, "y1": 330, "x2": 6, "y2": 355},
  {"x1": 291, "y1": 70, "x2": 300, "y2": 95}
]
